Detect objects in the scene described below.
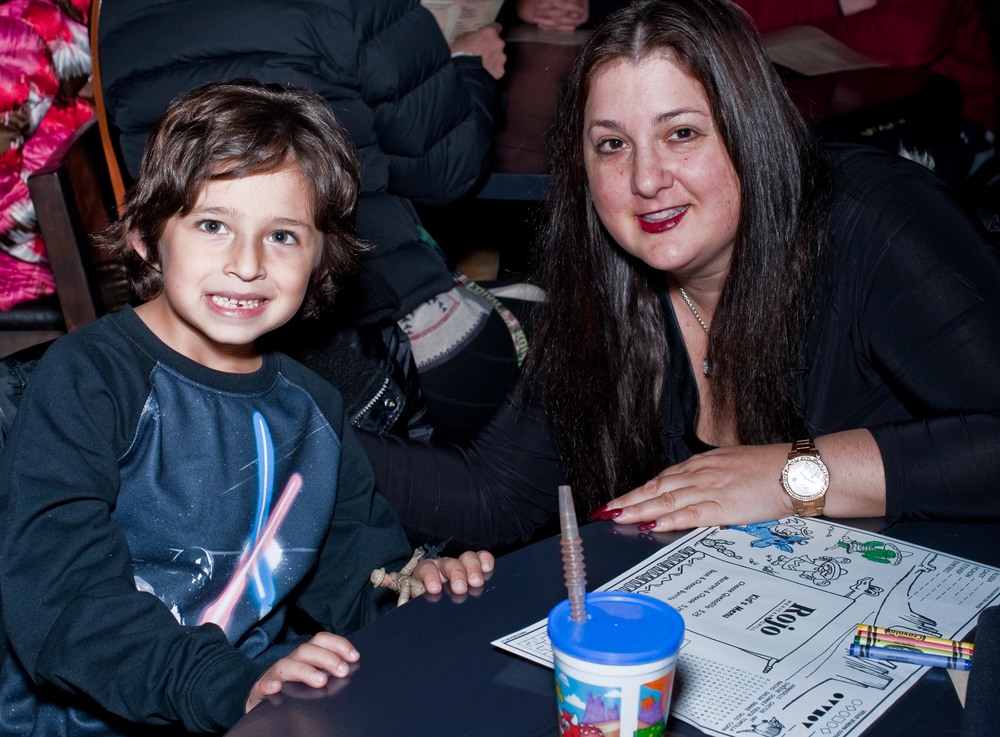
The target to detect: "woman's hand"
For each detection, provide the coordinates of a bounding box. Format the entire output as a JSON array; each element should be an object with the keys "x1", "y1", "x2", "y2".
[
  {"x1": 596, "y1": 444, "x2": 796, "y2": 531},
  {"x1": 246, "y1": 632, "x2": 359, "y2": 712},
  {"x1": 593, "y1": 430, "x2": 886, "y2": 531},
  {"x1": 413, "y1": 550, "x2": 495, "y2": 595}
]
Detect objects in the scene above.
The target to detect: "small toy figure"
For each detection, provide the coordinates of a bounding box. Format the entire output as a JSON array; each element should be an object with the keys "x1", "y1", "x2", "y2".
[{"x1": 371, "y1": 548, "x2": 427, "y2": 605}]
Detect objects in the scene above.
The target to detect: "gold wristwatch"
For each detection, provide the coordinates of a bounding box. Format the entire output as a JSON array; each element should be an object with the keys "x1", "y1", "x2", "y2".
[{"x1": 780, "y1": 439, "x2": 829, "y2": 517}]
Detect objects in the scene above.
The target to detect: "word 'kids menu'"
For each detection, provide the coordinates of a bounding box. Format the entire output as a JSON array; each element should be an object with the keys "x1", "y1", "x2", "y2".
[{"x1": 495, "y1": 518, "x2": 999, "y2": 737}]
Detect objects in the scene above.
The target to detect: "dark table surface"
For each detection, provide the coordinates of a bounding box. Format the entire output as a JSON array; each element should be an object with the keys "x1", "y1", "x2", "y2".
[{"x1": 225, "y1": 517, "x2": 996, "y2": 737}]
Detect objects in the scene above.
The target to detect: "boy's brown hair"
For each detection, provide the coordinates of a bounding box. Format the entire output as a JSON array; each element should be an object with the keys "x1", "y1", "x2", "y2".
[{"x1": 104, "y1": 79, "x2": 365, "y2": 318}]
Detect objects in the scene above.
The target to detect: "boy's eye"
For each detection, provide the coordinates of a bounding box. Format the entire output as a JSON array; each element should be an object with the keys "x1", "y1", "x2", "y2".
[
  {"x1": 197, "y1": 220, "x2": 229, "y2": 235},
  {"x1": 269, "y1": 230, "x2": 298, "y2": 246}
]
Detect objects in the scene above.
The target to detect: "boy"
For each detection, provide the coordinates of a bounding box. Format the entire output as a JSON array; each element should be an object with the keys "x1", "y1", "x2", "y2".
[{"x1": 0, "y1": 80, "x2": 492, "y2": 736}]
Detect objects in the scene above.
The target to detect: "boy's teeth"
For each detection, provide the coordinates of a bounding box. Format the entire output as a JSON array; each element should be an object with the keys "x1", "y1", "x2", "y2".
[{"x1": 212, "y1": 295, "x2": 261, "y2": 309}]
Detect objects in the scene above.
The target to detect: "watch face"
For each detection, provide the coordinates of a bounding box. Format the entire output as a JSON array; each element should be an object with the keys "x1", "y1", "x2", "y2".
[{"x1": 783, "y1": 456, "x2": 829, "y2": 500}]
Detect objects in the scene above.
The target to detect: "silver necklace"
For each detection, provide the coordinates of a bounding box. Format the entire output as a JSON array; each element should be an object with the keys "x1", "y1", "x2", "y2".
[
  {"x1": 677, "y1": 286, "x2": 710, "y2": 334},
  {"x1": 677, "y1": 285, "x2": 712, "y2": 375}
]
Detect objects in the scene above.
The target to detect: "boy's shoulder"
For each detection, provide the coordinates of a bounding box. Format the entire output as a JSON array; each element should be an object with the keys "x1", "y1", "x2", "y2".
[
  {"x1": 0, "y1": 309, "x2": 156, "y2": 455},
  {"x1": 272, "y1": 350, "x2": 349, "y2": 421},
  {"x1": 30, "y1": 308, "x2": 151, "y2": 383}
]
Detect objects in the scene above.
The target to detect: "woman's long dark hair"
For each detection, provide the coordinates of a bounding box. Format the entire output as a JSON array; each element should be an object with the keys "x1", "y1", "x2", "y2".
[{"x1": 523, "y1": 0, "x2": 830, "y2": 511}]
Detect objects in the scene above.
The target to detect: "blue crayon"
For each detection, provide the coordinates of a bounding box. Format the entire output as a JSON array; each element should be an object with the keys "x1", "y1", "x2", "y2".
[{"x1": 849, "y1": 643, "x2": 972, "y2": 671}]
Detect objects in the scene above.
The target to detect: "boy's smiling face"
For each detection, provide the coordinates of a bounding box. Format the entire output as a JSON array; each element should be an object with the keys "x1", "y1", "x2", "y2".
[{"x1": 134, "y1": 163, "x2": 325, "y2": 373}]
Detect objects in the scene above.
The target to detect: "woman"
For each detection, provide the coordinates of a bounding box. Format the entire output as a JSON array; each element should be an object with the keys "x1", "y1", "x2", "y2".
[{"x1": 361, "y1": 0, "x2": 1000, "y2": 551}]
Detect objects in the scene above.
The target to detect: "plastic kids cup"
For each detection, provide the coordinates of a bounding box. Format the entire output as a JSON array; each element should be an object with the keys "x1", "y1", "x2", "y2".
[{"x1": 548, "y1": 592, "x2": 684, "y2": 737}]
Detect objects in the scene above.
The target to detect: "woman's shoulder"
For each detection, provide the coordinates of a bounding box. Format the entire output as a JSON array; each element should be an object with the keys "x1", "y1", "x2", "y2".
[
  {"x1": 822, "y1": 142, "x2": 966, "y2": 231},
  {"x1": 820, "y1": 142, "x2": 1000, "y2": 276},
  {"x1": 823, "y1": 143, "x2": 944, "y2": 192}
]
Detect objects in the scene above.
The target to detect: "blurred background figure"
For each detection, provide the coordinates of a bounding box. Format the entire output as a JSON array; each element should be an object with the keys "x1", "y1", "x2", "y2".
[
  {"x1": 499, "y1": 0, "x2": 628, "y2": 31},
  {"x1": 509, "y1": 0, "x2": 588, "y2": 32},
  {"x1": 734, "y1": 0, "x2": 1000, "y2": 185},
  {"x1": 499, "y1": 0, "x2": 624, "y2": 31},
  {"x1": 99, "y1": 0, "x2": 526, "y2": 441}
]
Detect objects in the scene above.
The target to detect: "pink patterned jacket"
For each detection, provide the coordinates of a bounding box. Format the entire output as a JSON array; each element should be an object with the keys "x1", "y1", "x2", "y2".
[{"x1": 0, "y1": 0, "x2": 92, "y2": 311}]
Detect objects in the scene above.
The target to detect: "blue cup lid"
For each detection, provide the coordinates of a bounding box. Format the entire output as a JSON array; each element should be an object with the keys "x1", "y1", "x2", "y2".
[{"x1": 548, "y1": 592, "x2": 684, "y2": 666}]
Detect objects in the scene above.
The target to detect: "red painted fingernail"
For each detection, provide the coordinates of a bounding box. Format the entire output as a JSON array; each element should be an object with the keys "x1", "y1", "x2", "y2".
[
  {"x1": 590, "y1": 504, "x2": 609, "y2": 521},
  {"x1": 601, "y1": 508, "x2": 623, "y2": 520},
  {"x1": 637, "y1": 521, "x2": 657, "y2": 532}
]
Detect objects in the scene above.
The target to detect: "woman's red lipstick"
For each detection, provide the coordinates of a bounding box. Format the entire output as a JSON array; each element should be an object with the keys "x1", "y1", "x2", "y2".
[{"x1": 638, "y1": 205, "x2": 687, "y2": 233}]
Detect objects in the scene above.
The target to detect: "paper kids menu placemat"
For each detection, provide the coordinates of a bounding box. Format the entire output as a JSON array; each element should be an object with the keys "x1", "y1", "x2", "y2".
[{"x1": 495, "y1": 518, "x2": 999, "y2": 737}]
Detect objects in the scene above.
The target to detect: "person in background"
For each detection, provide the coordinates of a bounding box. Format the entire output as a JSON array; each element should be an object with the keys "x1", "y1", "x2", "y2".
[
  {"x1": 359, "y1": 0, "x2": 1000, "y2": 553},
  {"x1": 733, "y1": 0, "x2": 999, "y2": 184},
  {"x1": 500, "y1": 0, "x2": 622, "y2": 31},
  {"x1": 0, "y1": 80, "x2": 492, "y2": 737},
  {"x1": 98, "y1": 0, "x2": 522, "y2": 440},
  {"x1": 506, "y1": 0, "x2": 588, "y2": 31}
]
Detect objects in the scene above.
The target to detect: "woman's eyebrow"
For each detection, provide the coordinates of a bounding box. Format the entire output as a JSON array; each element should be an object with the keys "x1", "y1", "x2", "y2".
[
  {"x1": 653, "y1": 107, "x2": 710, "y2": 125},
  {"x1": 586, "y1": 107, "x2": 709, "y2": 132}
]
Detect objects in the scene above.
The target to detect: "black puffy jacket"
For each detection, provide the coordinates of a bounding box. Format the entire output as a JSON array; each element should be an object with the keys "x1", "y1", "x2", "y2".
[
  {"x1": 98, "y1": 0, "x2": 500, "y2": 317},
  {"x1": 0, "y1": 350, "x2": 36, "y2": 452}
]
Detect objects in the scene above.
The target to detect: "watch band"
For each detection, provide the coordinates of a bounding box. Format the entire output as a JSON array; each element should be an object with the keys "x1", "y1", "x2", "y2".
[
  {"x1": 788, "y1": 438, "x2": 818, "y2": 459},
  {"x1": 786, "y1": 439, "x2": 827, "y2": 517},
  {"x1": 792, "y1": 496, "x2": 824, "y2": 517}
]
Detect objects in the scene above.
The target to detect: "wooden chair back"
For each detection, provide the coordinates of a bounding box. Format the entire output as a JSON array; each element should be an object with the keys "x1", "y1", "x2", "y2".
[{"x1": 25, "y1": 117, "x2": 131, "y2": 333}]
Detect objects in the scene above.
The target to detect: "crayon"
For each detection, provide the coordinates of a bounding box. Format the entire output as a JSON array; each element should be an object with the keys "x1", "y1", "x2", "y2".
[
  {"x1": 849, "y1": 643, "x2": 972, "y2": 671},
  {"x1": 854, "y1": 631, "x2": 974, "y2": 657},
  {"x1": 856, "y1": 624, "x2": 974, "y2": 653}
]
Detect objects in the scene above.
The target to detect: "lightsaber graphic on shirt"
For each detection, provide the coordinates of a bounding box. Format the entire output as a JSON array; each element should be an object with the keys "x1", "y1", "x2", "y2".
[
  {"x1": 199, "y1": 472, "x2": 303, "y2": 631},
  {"x1": 249, "y1": 411, "x2": 276, "y2": 609}
]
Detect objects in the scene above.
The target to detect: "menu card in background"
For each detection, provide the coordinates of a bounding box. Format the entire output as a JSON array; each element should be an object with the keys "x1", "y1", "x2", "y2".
[
  {"x1": 762, "y1": 25, "x2": 885, "y2": 76},
  {"x1": 421, "y1": 0, "x2": 505, "y2": 44}
]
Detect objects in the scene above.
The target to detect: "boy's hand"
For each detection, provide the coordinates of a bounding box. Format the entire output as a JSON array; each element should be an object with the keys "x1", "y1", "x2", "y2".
[
  {"x1": 246, "y1": 632, "x2": 359, "y2": 713},
  {"x1": 414, "y1": 550, "x2": 495, "y2": 595}
]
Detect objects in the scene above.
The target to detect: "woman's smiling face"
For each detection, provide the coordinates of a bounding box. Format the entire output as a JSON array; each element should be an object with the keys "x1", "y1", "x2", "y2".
[{"x1": 583, "y1": 52, "x2": 741, "y2": 284}]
